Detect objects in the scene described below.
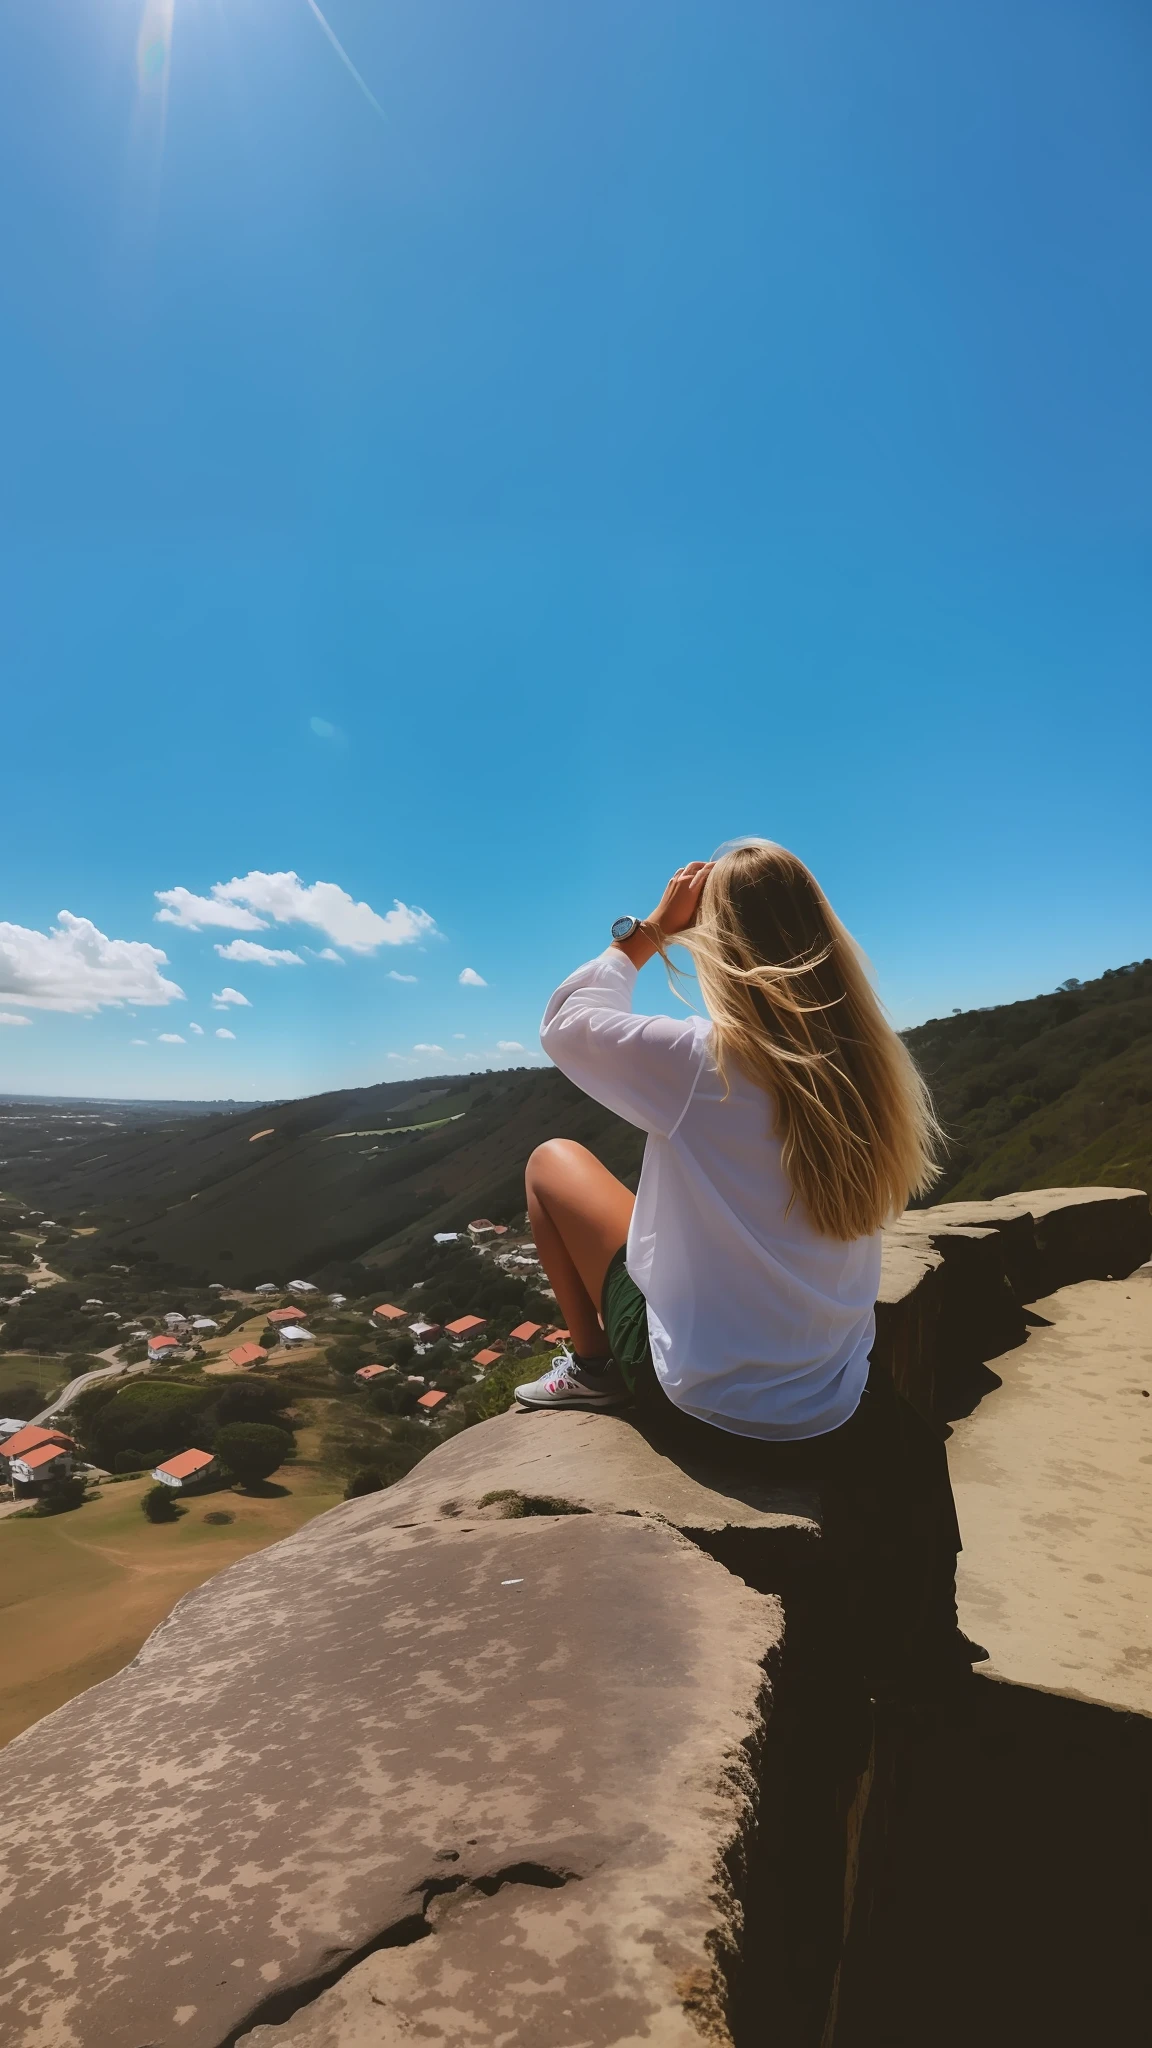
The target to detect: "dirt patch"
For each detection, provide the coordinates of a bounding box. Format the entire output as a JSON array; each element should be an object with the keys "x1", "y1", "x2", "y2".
[{"x1": 0, "y1": 1437, "x2": 342, "y2": 1747}]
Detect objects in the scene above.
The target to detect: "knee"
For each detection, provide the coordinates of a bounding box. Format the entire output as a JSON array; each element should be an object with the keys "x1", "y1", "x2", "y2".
[{"x1": 525, "y1": 1138, "x2": 591, "y2": 1193}]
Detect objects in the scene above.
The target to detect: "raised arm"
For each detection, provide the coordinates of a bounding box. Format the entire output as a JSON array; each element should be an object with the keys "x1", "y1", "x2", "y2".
[{"x1": 540, "y1": 862, "x2": 715, "y2": 1138}]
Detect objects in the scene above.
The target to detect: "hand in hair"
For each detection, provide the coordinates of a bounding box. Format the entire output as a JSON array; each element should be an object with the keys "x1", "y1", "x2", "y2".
[
  {"x1": 612, "y1": 863, "x2": 714, "y2": 969},
  {"x1": 650, "y1": 861, "x2": 714, "y2": 938}
]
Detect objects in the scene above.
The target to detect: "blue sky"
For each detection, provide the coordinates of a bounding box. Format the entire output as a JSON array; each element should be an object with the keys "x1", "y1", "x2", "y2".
[{"x1": 1, "y1": 0, "x2": 1148, "y2": 1102}]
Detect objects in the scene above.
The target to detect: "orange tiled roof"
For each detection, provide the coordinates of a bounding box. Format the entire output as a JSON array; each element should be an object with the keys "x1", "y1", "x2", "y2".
[
  {"x1": 228, "y1": 1343, "x2": 267, "y2": 1367},
  {"x1": 149, "y1": 1334, "x2": 180, "y2": 1350},
  {"x1": 14, "y1": 1439, "x2": 72, "y2": 1471},
  {"x1": 445, "y1": 1315, "x2": 485, "y2": 1336},
  {"x1": 417, "y1": 1389, "x2": 449, "y2": 1410},
  {"x1": 154, "y1": 1448, "x2": 216, "y2": 1481},
  {"x1": 355, "y1": 1364, "x2": 387, "y2": 1380},
  {"x1": 266, "y1": 1307, "x2": 299, "y2": 1324},
  {"x1": 373, "y1": 1304, "x2": 406, "y2": 1320},
  {"x1": 509, "y1": 1321, "x2": 543, "y2": 1342},
  {"x1": 1, "y1": 1425, "x2": 74, "y2": 1461},
  {"x1": 473, "y1": 1349, "x2": 502, "y2": 1368}
]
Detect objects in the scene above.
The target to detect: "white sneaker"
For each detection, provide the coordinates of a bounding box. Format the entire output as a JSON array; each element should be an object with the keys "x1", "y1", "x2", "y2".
[{"x1": 514, "y1": 1346, "x2": 627, "y2": 1410}]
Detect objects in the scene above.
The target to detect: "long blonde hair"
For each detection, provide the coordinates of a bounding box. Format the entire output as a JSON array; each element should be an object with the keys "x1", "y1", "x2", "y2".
[{"x1": 654, "y1": 842, "x2": 942, "y2": 1239}]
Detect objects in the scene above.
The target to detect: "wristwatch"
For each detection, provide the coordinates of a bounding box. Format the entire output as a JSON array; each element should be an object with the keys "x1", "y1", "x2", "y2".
[{"x1": 610, "y1": 916, "x2": 643, "y2": 942}]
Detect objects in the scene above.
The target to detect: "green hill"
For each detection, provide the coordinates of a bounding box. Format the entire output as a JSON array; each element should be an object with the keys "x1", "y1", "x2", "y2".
[
  {"x1": 0, "y1": 1070, "x2": 644, "y2": 1287},
  {"x1": 904, "y1": 959, "x2": 1152, "y2": 1201},
  {"x1": 2, "y1": 959, "x2": 1147, "y2": 1285}
]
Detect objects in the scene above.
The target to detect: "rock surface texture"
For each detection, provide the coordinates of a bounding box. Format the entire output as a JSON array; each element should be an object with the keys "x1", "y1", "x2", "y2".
[
  {"x1": 949, "y1": 1264, "x2": 1152, "y2": 1713},
  {"x1": 0, "y1": 1186, "x2": 1148, "y2": 2048}
]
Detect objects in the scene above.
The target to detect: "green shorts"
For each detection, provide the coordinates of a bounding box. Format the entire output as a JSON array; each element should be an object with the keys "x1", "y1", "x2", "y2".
[{"x1": 601, "y1": 1245, "x2": 652, "y2": 1394}]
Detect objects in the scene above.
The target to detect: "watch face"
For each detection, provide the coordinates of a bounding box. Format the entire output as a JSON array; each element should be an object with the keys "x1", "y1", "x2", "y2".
[{"x1": 611, "y1": 916, "x2": 637, "y2": 941}]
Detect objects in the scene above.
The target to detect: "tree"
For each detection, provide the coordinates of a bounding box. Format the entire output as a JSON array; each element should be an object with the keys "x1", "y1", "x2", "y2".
[
  {"x1": 345, "y1": 1469, "x2": 384, "y2": 1499},
  {"x1": 142, "y1": 1484, "x2": 180, "y2": 1523},
  {"x1": 216, "y1": 1421, "x2": 292, "y2": 1488},
  {"x1": 33, "y1": 1475, "x2": 88, "y2": 1517}
]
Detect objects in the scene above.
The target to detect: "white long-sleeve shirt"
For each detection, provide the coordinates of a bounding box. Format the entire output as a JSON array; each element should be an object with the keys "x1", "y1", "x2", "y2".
[{"x1": 540, "y1": 948, "x2": 881, "y2": 1441}]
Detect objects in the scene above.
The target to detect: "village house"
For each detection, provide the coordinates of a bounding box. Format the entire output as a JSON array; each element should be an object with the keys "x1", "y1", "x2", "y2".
[
  {"x1": 148, "y1": 1334, "x2": 181, "y2": 1363},
  {"x1": 227, "y1": 1342, "x2": 267, "y2": 1370},
  {"x1": 151, "y1": 1449, "x2": 218, "y2": 1491},
  {"x1": 472, "y1": 1348, "x2": 503, "y2": 1370},
  {"x1": 0, "y1": 1419, "x2": 31, "y2": 1450},
  {"x1": 432, "y1": 1232, "x2": 459, "y2": 1245},
  {"x1": 408, "y1": 1321, "x2": 441, "y2": 1350},
  {"x1": 278, "y1": 1325, "x2": 314, "y2": 1348},
  {"x1": 254, "y1": 1283, "x2": 279, "y2": 1295},
  {"x1": 10, "y1": 1439, "x2": 75, "y2": 1488},
  {"x1": 328, "y1": 1294, "x2": 347, "y2": 1308},
  {"x1": 372, "y1": 1303, "x2": 407, "y2": 1325},
  {"x1": 417, "y1": 1389, "x2": 449, "y2": 1416},
  {"x1": 191, "y1": 1318, "x2": 219, "y2": 1335},
  {"x1": 163, "y1": 1312, "x2": 189, "y2": 1332},
  {"x1": 0, "y1": 1425, "x2": 76, "y2": 1480},
  {"x1": 467, "y1": 1218, "x2": 497, "y2": 1241},
  {"x1": 508, "y1": 1321, "x2": 544, "y2": 1352},
  {"x1": 444, "y1": 1315, "x2": 486, "y2": 1347},
  {"x1": 355, "y1": 1363, "x2": 387, "y2": 1384},
  {"x1": 266, "y1": 1308, "x2": 299, "y2": 1327},
  {"x1": 287, "y1": 1280, "x2": 318, "y2": 1297}
]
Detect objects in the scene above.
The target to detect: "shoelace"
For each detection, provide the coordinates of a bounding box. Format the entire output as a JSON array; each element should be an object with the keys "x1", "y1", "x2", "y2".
[{"x1": 545, "y1": 1344, "x2": 579, "y2": 1392}]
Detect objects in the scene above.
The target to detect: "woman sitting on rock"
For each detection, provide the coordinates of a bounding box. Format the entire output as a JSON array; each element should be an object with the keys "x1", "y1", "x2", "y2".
[{"x1": 517, "y1": 838, "x2": 975, "y2": 1690}]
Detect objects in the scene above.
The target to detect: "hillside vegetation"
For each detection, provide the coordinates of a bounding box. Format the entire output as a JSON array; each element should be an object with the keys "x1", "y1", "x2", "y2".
[
  {"x1": 1, "y1": 960, "x2": 1148, "y2": 1285},
  {"x1": 905, "y1": 959, "x2": 1152, "y2": 1202},
  {"x1": 0, "y1": 1069, "x2": 643, "y2": 1287}
]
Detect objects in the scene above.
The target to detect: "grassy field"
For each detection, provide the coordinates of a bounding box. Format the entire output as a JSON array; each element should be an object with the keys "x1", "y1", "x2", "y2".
[
  {"x1": 0, "y1": 1418, "x2": 343, "y2": 1748},
  {"x1": 0, "y1": 1352, "x2": 67, "y2": 1402}
]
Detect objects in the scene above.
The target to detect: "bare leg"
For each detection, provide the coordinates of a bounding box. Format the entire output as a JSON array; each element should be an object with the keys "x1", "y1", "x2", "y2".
[{"x1": 525, "y1": 1140, "x2": 635, "y2": 1357}]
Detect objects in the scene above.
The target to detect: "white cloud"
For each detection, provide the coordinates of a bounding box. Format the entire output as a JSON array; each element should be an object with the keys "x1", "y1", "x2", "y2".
[
  {"x1": 157, "y1": 871, "x2": 437, "y2": 953},
  {"x1": 453, "y1": 1033, "x2": 466, "y2": 1039},
  {"x1": 316, "y1": 948, "x2": 344, "y2": 963},
  {"x1": 215, "y1": 1027, "x2": 236, "y2": 1040},
  {"x1": 158, "y1": 1032, "x2": 185, "y2": 1045},
  {"x1": 497, "y1": 1041, "x2": 525, "y2": 1052},
  {"x1": 155, "y1": 887, "x2": 268, "y2": 933},
  {"x1": 458, "y1": 967, "x2": 487, "y2": 987},
  {"x1": 387, "y1": 970, "x2": 417, "y2": 983},
  {"x1": 215, "y1": 941, "x2": 304, "y2": 967},
  {"x1": 413, "y1": 1043, "x2": 444, "y2": 1053},
  {"x1": 0, "y1": 1012, "x2": 31, "y2": 1026},
  {"x1": 189, "y1": 1022, "x2": 204, "y2": 1036},
  {"x1": 211, "y1": 986, "x2": 251, "y2": 1007},
  {"x1": 386, "y1": 1052, "x2": 407, "y2": 1061},
  {"x1": 0, "y1": 912, "x2": 184, "y2": 1014},
  {"x1": 130, "y1": 1038, "x2": 147, "y2": 1045}
]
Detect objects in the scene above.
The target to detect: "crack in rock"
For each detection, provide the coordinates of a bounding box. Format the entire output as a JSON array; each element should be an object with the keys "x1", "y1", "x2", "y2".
[{"x1": 222, "y1": 1863, "x2": 578, "y2": 2046}]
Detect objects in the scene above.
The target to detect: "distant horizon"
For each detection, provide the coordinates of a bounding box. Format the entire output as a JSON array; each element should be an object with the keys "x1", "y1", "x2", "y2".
[{"x1": 2, "y1": 952, "x2": 1145, "y2": 1109}]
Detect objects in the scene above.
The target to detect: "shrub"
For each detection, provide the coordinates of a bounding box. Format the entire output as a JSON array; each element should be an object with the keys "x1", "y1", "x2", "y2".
[
  {"x1": 80, "y1": 1380, "x2": 202, "y2": 1469},
  {"x1": 32, "y1": 1475, "x2": 88, "y2": 1517},
  {"x1": 115, "y1": 1449, "x2": 164, "y2": 1474},
  {"x1": 142, "y1": 1484, "x2": 180, "y2": 1523},
  {"x1": 206, "y1": 1379, "x2": 294, "y2": 1432},
  {"x1": 458, "y1": 1351, "x2": 544, "y2": 1425},
  {"x1": 345, "y1": 1469, "x2": 384, "y2": 1499},
  {"x1": 203, "y1": 1509, "x2": 234, "y2": 1525},
  {"x1": 215, "y1": 1421, "x2": 293, "y2": 1488}
]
